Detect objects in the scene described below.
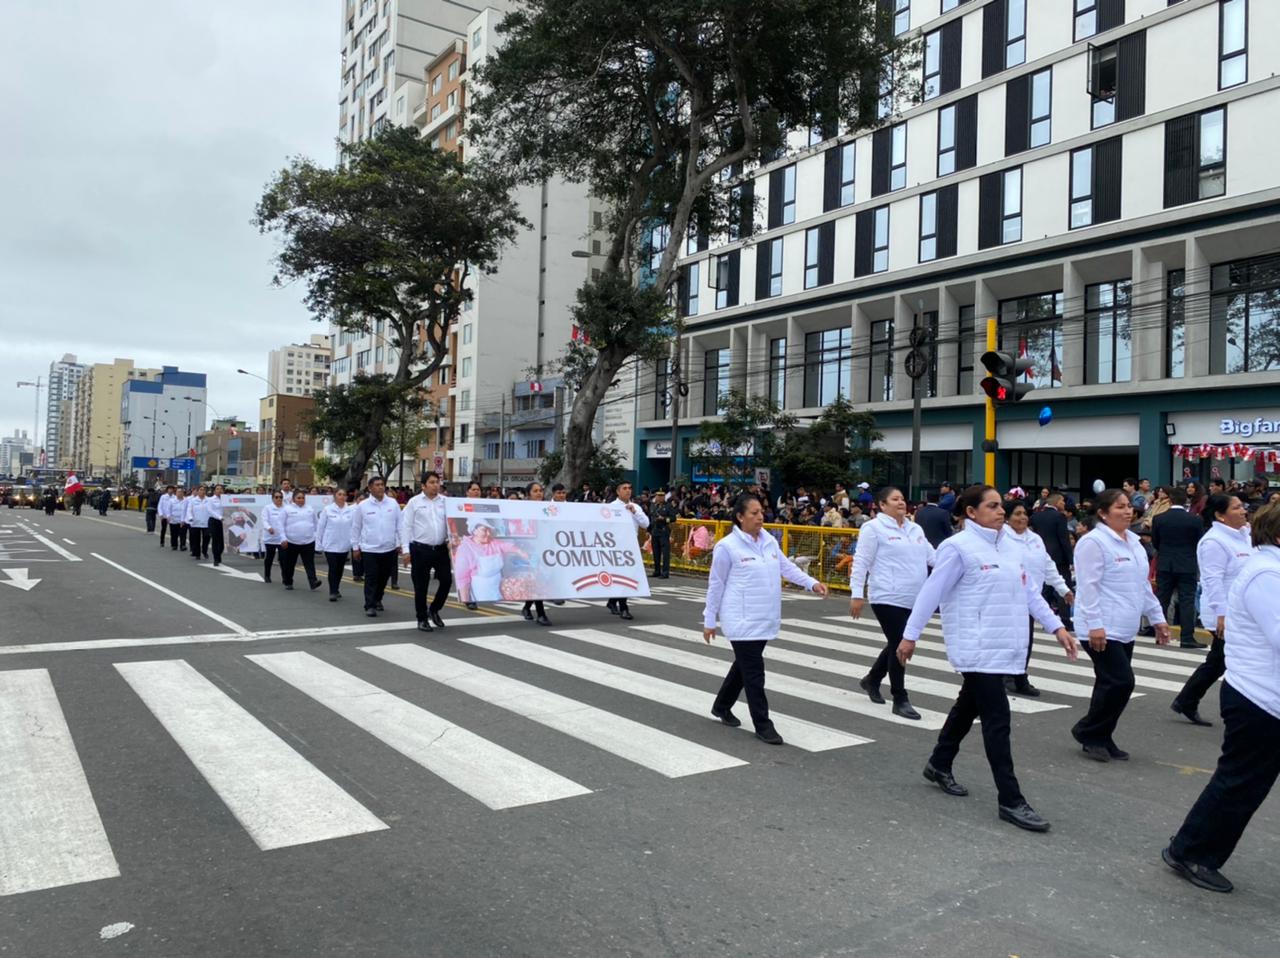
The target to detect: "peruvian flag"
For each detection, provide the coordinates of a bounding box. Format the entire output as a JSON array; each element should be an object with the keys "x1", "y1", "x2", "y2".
[
  {"x1": 64, "y1": 473, "x2": 84, "y2": 495},
  {"x1": 229, "y1": 425, "x2": 239, "y2": 438}
]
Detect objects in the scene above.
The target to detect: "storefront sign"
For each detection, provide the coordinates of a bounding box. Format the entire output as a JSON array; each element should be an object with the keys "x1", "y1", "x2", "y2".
[
  {"x1": 1169, "y1": 409, "x2": 1280, "y2": 444},
  {"x1": 1219, "y1": 416, "x2": 1280, "y2": 439},
  {"x1": 645, "y1": 439, "x2": 673, "y2": 459}
]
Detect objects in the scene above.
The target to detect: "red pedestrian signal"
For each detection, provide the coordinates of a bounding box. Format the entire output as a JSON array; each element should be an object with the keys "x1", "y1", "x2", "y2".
[{"x1": 980, "y1": 350, "x2": 1034, "y2": 404}]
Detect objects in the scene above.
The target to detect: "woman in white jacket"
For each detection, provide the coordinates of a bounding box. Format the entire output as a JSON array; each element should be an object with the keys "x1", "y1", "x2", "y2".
[
  {"x1": 703, "y1": 493, "x2": 828, "y2": 745},
  {"x1": 1004, "y1": 500, "x2": 1074, "y2": 697},
  {"x1": 1071, "y1": 488, "x2": 1171, "y2": 762},
  {"x1": 850, "y1": 486, "x2": 935, "y2": 720},
  {"x1": 1164, "y1": 504, "x2": 1280, "y2": 894},
  {"x1": 260, "y1": 490, "x2": 287, "y2": 583},
  {"x1": 899, "y1": 485, "x2": 1078, "y2": 832},
  {"x1": 316, "y1": 488, "x2": 355, "y2": 601},
  {"x1": 1170, "y1": 494, "x2": 1253, "y2": 727}
]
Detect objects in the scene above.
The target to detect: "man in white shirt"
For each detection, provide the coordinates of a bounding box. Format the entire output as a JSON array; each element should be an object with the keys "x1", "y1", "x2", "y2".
[
  {"x1": 157, "y1": 485, "x2": 175, "y2": 548},
  {"x1": 352, "y1": 475, "x2": 402, "y2": 617},
  {"x1": 400, "y1": 471, "x2": 451, "y2": 632},
  {"x1": 207, "y1": 484, "x2": 226, "y2": 567},
  {"x1": 606, "y1": 480, "x2": 649, "y2": 621}
]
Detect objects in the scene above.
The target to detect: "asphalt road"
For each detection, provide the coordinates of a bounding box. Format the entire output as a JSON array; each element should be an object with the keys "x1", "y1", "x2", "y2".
[{"x1": 1, "y1": 507, "x2": 1276, "y2": 958}]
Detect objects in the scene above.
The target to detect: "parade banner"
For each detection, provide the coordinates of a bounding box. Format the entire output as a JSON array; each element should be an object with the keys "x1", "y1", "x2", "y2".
[
  {"x1": 445, "y1": 499, "x2": 651, "y2": 603},
  {"x1": 217, "y1": 494, "x2": 337, "y2": 555}
]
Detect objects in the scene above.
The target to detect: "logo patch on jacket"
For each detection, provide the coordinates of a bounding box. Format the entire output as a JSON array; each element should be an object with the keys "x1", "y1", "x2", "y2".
[{"x1": 980, "y1": 563, "x2": 1000, "y2": 571}]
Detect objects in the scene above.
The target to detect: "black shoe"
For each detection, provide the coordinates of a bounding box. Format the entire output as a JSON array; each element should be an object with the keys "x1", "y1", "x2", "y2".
[
  {"x1": 892, "y1": 699, "x2": 921, "y2": 721},
  {"x1": 923, "y1": 763, "x2": 968, "y2": 797},
  {"x1": 1082, "y1": 744, "x2": 1111, "y2": 762},
  {"x1": 1162, "y1": 845, "x2": 1233, "y2": 893},
  {"x1": 711, "y1": 705, "x2": 742, "y2": 727},
  {"x1": 607, "y1": 603, "x2": 620, "y2": 615},
  {"x1": 213, "y1": 562, "x2": 221, "y2": 567},
  {"x1": 429, "y1": 611, "x2": 445, "y2": 629},
  {"x1": 329, "y1": 595, "x2": 339, "y2": 602},
  {"x1": 551, "y1": 600, "x2": 565, "y2": 606},
  {"x1": 998, "y1": 801, "x2": 1051, "y2": 832},
  {"x1": 353, "y1": 575, "x2": 364, "y2": 582},
  {"x1": 309, "y1": 580, "x2": 323, "y2": 591},
  {"x1": 859, "y1": 677, "x2": 886, "y2": 705},
  {"x1": 755, "y1": 726, "x2": 784, "y2": 745},
  {"x1": 263, "y1": 576, "x2": 271, "y2": 583},
  {"x1": 417, "y1": 620, "x2": 433, "y2": 633},
  {"x1": 1170, "y1": 701, "x2": 1213, "y2": 727},
  {"x1": 619, "y1": 609, "x2": 634, "y2": 621},
  {"x1": 1013, "y1": 677, "x2": 1041, "y2": 698},
  {"x1": 284, "y1": 584, "x2": 294, "y2": 591},
  {"x1": 465, "y1": 601, "x2": 478, "y2": 611},
  {"x1": 536, "y1": 613, "x2": 552, "y2": 626},
  {"x1": 365, "y1": 608, "x2": 377, "y2": 617},
  {"x1": 375, "y1": 603, "x2": 384, "y2": 612},
  {"x1": 1181, "y1": 640, "x2": 1208, "y2": 650},
  {"x1": 1105, "y1": 742, "x2": 1130, "y2": 761},
  {"x1": 1003, "y1": 676, "x2": 1018, "y2": 694},
  {"x1": 522, "y1": 606, "x2": 535, "y2": 621}
]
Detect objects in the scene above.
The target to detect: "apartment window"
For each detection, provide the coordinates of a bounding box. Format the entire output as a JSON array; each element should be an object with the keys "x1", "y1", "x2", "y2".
[
  {"x1": 957, "y1": 305, "x2": 976, "y2": 394},
  {"x1": 938, "y1": 105, "x2": 957, "y2": 176},
  {"x1": 1006, "y1": 0, "x2": 1025, "y2": 66},
  {"x1": 1219, "y1": 0, "x2": 1247, "y2": 89},
  {"x1": 1210, "y1": 255, "x2": 1280, "y2": 374},
  {"x1": 923, "y1": 20, "x2": 963, "y2": 101},
  {"x1": 755, "y1": 237, "x2": 784, "y2": 299},
  {"x1": 1085, "y1": 280, "x2": 1133, "y2": 384},
  {"x1": 877, "y1": 60, "x2": 895, "y2": 121},
  {"x1": 1005, "y1": 68, "x2": 1051, "y2": 155},
  {"x1": 804, "y1": 229, "x2": 820, "y2": 289},
  {"x1": 942, "y1": 0, "x2": 972, "y2": 10},
  {"x1": 356, "y1": 349, "x2": 370, "y2": 369},
  {"x1": 1070, "y1": 147, "x2": 1093, "y2": 228},
  {"x1": 978, "y1": 167, "x2": 1022, "y2": 247},
  {"x1": 804, "y1": 328, "x2": 853, "y2": 407},
  {"x1": 461, "y1": 357, "x2": 472, "y2": 377},
  {"x1": 923, "y1": 28, "x2": 942, "y2": 100},
  {"x1": 1001, "y1": 169, "x2": 1021, "y2": 243},
  {"x1": 1166, "y1": 269, "x2": 1186, "y2": 379},
  {"x1": 712, "y1": 251, "x2": 739, "y2": 309},
  {"x1": 891, "y1": 124, "x2": 906, "y2": 191},
  {"x1": 457, "y1": 456, "x2": 469, "y2": 476},
  {"x1": 1088, "y1": 31, "x2": 1146, "y2": 129},
  {"x1": 871, "y1": 124, "x2": 906, "y2": 196},
  {"x1": 999, "y1": 292, "x2": 1065, "y2": 391},
  {"x1": 472, "y1": 27, "x2": 483, "y2": 49},
  {"x1": 447, "y1": 91, "x2": 458, "y2": 109},
  {"x1": 462, "y1": 323, "x2": 473, "y2": 345},
  {"x1": 728, "y1": 182, "x2": 753, "y2": 240},
  {"x1": 893, "y1": 0, "x2": 911, "y2": 34},
  {"x1": 868, "y1": 320, "x2": 894, "y2": 403},
  {"x1": 874, "y1": 207, "x2": 889, "y2": 273},
  {"x1": 854, "y1": 206, "x2": 890, "y2": 276},
  {"x1": 768, "y1": 165, "x2": 797, "y2": 228},
  {"x1": 647, "y1": 223, "x2": 670, "y2": 279},
  {"x1": 1164, "y1": 107, "x2": 1227, "y2": 208},
  {"x1": 444, "y1": 122, "x2": 456, "y2": 141},
  {"x1": 448, "y1": 61, "x2": 460, "y2": 81},
  {"x1": 768, "y1": 338, "x2": 787, "y2": 407},
  {"x1": 375, "y1": 346, "x2": 384, "y2": 362},
  {"x1": 687, "y1": 261, "x2": 701, "y2": 315},
  {"x1": 1069, "y1": 137, "x2": 1122, "y2": 228},
  {"x1": 982, "y1": 0, "x2": 1024, "y2": 76},
  {"x1": 919, "y1": 192, "x2": 938, "y2": 263},
  {"x1": 703, "y1": 348, "x2": 731, "y2": 416},
  {"x1": 824, "y1": 141, "x2": 856, "y2": 211},
  {"x1": 459, "y1": 389, "x2": 472, "y2": 411}
]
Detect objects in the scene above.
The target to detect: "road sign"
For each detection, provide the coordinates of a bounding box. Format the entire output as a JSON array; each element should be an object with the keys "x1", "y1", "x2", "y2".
[
  {"x1": 168, "y1": 458, "x2": 196, "y2": 470},
  {"x1": 131, "y1": 457, "x2": 163, "y2": 469}
]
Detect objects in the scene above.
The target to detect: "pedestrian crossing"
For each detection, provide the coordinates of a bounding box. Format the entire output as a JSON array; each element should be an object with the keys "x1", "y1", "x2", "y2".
[{"x1": 1, "y1": 615, "x2": 1206, "y2": 898}]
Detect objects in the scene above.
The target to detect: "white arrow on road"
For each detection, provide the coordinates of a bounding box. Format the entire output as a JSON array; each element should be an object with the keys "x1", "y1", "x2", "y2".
[
  {"x1": 1, "y1": 568, "x2": 41, "y2": 591},
  {"x1": 200, "y1": 563, "x2": 267, "y2": 582}
]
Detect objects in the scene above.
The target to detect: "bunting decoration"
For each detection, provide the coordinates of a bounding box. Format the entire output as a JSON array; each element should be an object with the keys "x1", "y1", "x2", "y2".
[{"x1": 1173, "y1": 443, "x2": 1280, "y2": 471}]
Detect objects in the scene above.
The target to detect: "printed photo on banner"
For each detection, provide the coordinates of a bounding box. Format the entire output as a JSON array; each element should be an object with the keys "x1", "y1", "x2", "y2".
[
  {"x1": 445, "y1": 499, "x2": 650, "y2": 603},
  {"x1": 215, "y1": 494, "x2": 338, "y2": 556}
]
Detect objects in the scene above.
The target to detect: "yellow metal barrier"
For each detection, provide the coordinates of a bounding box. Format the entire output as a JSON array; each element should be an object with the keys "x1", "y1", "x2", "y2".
[{"x1": 665, "y1": 518, "x2": 860, "y2": 594}]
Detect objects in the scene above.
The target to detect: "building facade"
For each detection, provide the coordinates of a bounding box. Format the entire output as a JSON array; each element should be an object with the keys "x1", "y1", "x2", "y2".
[
  {"x1": 267, "y1": 334, "x2": 333, "y2": 398},
  {"x1": 1, "y1": 431, "x2": 34, "y2": 478},
  {"x1": 634, "y1": 0, "x2": 1280, "y2": 496},
  {"x1": 119, "y1": 366, "x2": 208, "y2": 482},
  {"x1": 196, "y1": 419, "x2": 259, "y2": 486},
  {"x1": 45, "y1": 354, "x2": 85, "y2": 469},
  {"x1": 257, "y1": 394, "x2": 317, "y2": 488},
  {"x1": 69, "y1": 359, "x2": 161, "y2": 479}
]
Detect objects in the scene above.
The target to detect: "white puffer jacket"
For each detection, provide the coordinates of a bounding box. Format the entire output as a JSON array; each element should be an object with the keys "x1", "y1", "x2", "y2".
[
  {"x1": 1073, "y1": 525, "x2": 1165, "y2": 643},
  {"x1": 1224, "y1": 545, "x2": 1280, "y2": 720},
  {"x1": 703, "y1": 525, "x2": 818, "y2": 641},
  {"x1": 849, "y1": 512, "x2": 935, "y2": 608},
  {"x1": 1006, "y1": 526, "x2": 1070, "y2": 595}
]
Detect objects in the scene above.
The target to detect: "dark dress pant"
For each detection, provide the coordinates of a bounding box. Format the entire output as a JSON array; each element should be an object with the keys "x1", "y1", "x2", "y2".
[
  {"x1": 864, "y1": 603, "x2": 911, "y2": 701},
  {"x1": 1072, "y1": 640, "x2": 1136, "y2": 746},
  {"x1": 713, "y1": 640, "x2": 772, "y2": 732},
  {"x1": 929, "y1": 672, "x2": 1023, "y2": 808}
]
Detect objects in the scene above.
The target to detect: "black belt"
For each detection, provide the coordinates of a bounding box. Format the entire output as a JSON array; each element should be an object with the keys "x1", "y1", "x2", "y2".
[{"x1": 411, "y1": 541, "x2": 448, "y2": 548}]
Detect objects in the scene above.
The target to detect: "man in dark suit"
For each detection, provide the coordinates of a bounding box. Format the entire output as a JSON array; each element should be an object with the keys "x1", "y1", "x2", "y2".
[
  {"x1": 1030, "y1": 493, "x2": 1075, "y2": 630},
  {"x1": 913, "y1": 491, "x2": 953, "y2": 549},
  {"x1": 1152, "y1": 486, "x2": 1205, "y2": 648}
]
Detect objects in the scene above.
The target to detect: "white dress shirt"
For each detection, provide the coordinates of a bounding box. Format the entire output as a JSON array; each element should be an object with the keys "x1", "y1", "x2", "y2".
[
  {"x1": 351, "y1": 494, "x2": 402, "y2": 552},
  {"x1": 207, "y1": 495, "x2": 224, "y2": 521},
  {"x1": 186, "y1": 496, "x2": 211, "y2": 528},
  {"x1": 400, "y1": 491, "x2": 449, "y2": 553},
  {"x1": 282, "y1": 502, "x2": 318, "y2": 545},
  {"x1": 261, "y1": 504, "x2": 287, "y2": 545},
  {"x1": 316, "y1": 502, "x2": 355, "y2": 554},
  {"x1": 612, "y1": 497, "x2": 650, "y2": 530},
  {"x1": 158, "y1": 493, "x2": 173, "y2": 519},
  {"x1": 169, "y1": 496, "x2": 187, "y2": 521}
]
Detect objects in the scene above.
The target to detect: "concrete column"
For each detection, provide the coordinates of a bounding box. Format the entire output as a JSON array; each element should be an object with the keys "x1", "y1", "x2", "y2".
[
  {"x1": 785, "y1": 316, "x2": 806, "y2": 410},
  {"x1": 742, "y1": 325, "x2": 765, "y2": 399},
  {"x1": 730, "y1": 325, "x2": 750, "y2": 397},
  {"x1": 851, "y1": 305, "x2": 871, "y2": 406},
  {"x1": 1130, "y1": 247, "x2": 1165, "y2": 384},
  {"x1": 893, "y1": 295, "x2": 915, "y2": 402},
  {"x1": 936, "y1": 285, "x2": 959, "y2": 398},
  {"x1": 1062, "y1": 259, "x2": 1085, "y2": 388},
  {"x1": 1185, "y1": 236, "x2": 1211, "y2": 378}
]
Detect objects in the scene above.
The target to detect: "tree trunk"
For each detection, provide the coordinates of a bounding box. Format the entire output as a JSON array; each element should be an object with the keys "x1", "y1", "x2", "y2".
[
  {"x1": 555, "y1": 344, "x2": 627, "y2": 490},
  {"x1": 342, "y1": 396, "x2": 394, "y2": 491}
]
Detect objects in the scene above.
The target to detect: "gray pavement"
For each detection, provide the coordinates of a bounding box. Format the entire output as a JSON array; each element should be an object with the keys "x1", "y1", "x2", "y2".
[{"x1": 1, "y1": 507, "x2": 1276, "y2": 957}]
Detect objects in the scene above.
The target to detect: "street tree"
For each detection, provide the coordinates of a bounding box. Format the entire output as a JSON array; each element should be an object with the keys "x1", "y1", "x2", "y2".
[
  {"x1": 773, "y1": 396, "x2": 889, "y2": 491},
  {"x1": 691, "y1": 390, "x2": 796, "y2": 485},
  {"x1": 469, "y1": 0, "x2": 914, "y2": 489},
  {"x1": 254, "y1": 126, "x2": 525, "y2": 489}
]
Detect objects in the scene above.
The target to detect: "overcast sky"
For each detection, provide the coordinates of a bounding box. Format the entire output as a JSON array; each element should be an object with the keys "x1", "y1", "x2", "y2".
[{"x1": 0, "y1": 1, "x2": 338, "y2": 447}]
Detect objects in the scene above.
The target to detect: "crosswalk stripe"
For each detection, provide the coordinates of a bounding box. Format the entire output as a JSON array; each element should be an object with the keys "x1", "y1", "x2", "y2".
[
  {"x1": 462, "y1": 634, "x2": 869, "y2": 752},
  {"x1": 247, "y1": 652, "x2": 590, "y2": 810},
  {"x1": 553, "y1": 628, "x2": 947, "y2": 730},
  {"x1": 0, "y1": 669, "x2": 120, "y2": 896},
  {"x1": 634, "y1": 624, "x2": 1069, "y2": 713},
  {"x1": 361, "y1": 643, "x2": 746, "y2": 778},
  {"x1": 115, "y1": 659, "x2": 386, "y2": 851}
]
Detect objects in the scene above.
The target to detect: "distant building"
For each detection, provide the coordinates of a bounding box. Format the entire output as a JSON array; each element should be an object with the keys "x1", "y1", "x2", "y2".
[
  {"x1": 196, "y1": 419, "x2": 259, "y2": 485},
  {"x1": 69, "y1": 359, "x2": 162, "y2": 478},
  {"x1": 257, "y1": 394, "x2": 317, "y2": 488},
  {"x1": 119, "y1": 366, "x2": 208, "y2": 483},
  {"x1": 46, "y1": 354, "x2": 85, "y2": 469},
  {"x1": 1, "y1": 430, "x2": 34, "y2": 477},
  {"x1": 267, "y1": 334, "x2": 332, "y2": 398}
]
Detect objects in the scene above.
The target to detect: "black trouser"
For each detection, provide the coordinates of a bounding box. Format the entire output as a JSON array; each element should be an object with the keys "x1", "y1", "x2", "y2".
[
  {"x1": 280, "y1": 541, "x2": 317, "y2": 587},
  {"x1": 207, "y1": 518, "x2": 223, "y2": 563},
  {"x1": 410, "y1": 542, "x2": 452, "y2": 621},
  {"x1": 929, "y1": 672, "x2": 1022, "y2": 807},
  {"x1": 170, "y1": 522, "x2": 187, "y2": 550},
  {"x1": 523, "y1": 600, "x2": 547, "y2": 618},
  {"x1": 145, "y1": 507, "x2": 157, "y2": 532},
  {"x1": 159, "y1": 517, "x2": 168, "y2": 544},
  {"x1": 651, "y1": 531, "x2": 670, "y2": 576},
  {"x1": 363, "y1": 550, "x2": 397, "y2": 610},
  {"x1": 324, "y1": 551, "x2": 348, "y2": 595},
  {"x1": 864, "y1": 603, "x2": 911, "y2": 702},
  {"x1": 1072, "y1": 640, "x2": 1135, "y2": 746},
  {"x1": 1043, "y1": 563, "x2": 1074, "y2": 630},
  {"x1": 607, "y1": 598, "x2": 630, "y2": 613},
  {"x1": 189, "y1": 526, "x2": 206, "y2": 558},
  {"x1": 1170, "y1": 682, "x2": 1280, "y2": 870},
  {"x1": 352, "y1": 552, "x2": 364, "y2": 579},
  {"x1": 1174, "y1": 633, "x2": 1226, "y2": 713},
  {"x1": 263, "y1": 543, "x2": 279, "y2": 581},
  {"x1": 713, "y1": 640, "x2": 771, "y2": 732},
  {"x1": 1157, "y1": 569, "x2": 1199, "y2": 643},
  {"x1": 1021, "y1": 615, "x2": 1034, "y2": 673},
  {"x1": 44, "y1": 504, "x2": 54, "y2": 516}
]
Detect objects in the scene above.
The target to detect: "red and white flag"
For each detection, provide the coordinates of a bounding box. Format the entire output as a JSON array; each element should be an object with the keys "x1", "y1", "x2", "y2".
[
  {"x1": 229, "y1": 426, "x2": 239, "y2": 437},
  {"x1": 64, "y1": 473, "x2": 84, "y2": 495}
]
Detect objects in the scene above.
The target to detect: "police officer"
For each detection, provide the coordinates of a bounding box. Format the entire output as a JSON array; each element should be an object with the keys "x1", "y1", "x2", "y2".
[
  {"x1": 352, "y1": 476, "x2": 401, "y2": 617},
  {"x1": 145, "y1": 486, "x2": 162, "y2": 533},
  {"x1": 648, "y1": 490, "x2": 675, "y2": 579},
  {"x1": 400, "y1": 471, "x2": 451, "y2": 632}
]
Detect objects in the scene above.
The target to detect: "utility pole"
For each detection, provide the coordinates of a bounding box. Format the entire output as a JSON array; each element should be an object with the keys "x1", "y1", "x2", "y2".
[
  {"x1": 497, "y1": 393, "x2": 506, "y2": 492},
  {"x1": 667, "y1": 339, "x2": 682, "y2": 486},
  {"x1": 904, "y1": 300, "x2": 929, "y2": 502}
]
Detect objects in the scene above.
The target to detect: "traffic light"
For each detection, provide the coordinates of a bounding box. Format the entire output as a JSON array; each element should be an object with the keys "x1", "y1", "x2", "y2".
[{"x1": 980, "y1": 350, "x2": 1034, "y2": 403}]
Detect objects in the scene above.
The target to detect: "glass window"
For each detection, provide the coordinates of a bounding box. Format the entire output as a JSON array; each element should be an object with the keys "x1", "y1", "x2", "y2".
[
  {"x1": 839, "y1": 142, "x2": 856, "y2": 206},
  {"x1": 1085, "y1": 280, "x2": 1132, "y2": 384},
  {"x1": 431, "y1": 74, "x2": 442, "y2": 94},
  {"x1": 804, "y1": 328, "x2": 853, "y2": 407},
  {"x1": 1006, "y1": 0, "x2": 1026, "y2": 68},
  {"x1": 919, "y1": 191, "x2": 938, "y2": 263},
  {"x1": 1220, "y1": 0, "x2": 1247, "y2": 89},
  {"x1": 1070, "y1": 147, "x2": 1093, "y2": 228},
  {"x1": 448, "y1": 61, "x2": 459, "y2": 81},
  {"x1": 1029, "y1": 68, "x2": 1052, "y2": 147},
  {"x1": 958, "y1": 305, "x2": 976, "y2": 395},
  {"x1": 1167, "y1": 269, "x2": 1186, "y2": 379},
  {"x1": 462, "y1": 323, "x2": 473, "y2": 345},
  {"x1": 878, "y1": 61, "x2": 895, "y2": 121},
  {"x1": 781, "y1": 166, "x2": 797, "y2": 224},
  {"x1": 1002, "y1": 168, "x2": 1022, "y2": 244},
  {"x1": 714, "y1": 254, "x2": 731, "y2": 309},
  {"x1": 1090, "y1": 44, "x2": 1117, "y2": 128},
  {"x1": 867, "y1": 320, "x2": 894, "y2": 403},
  {"x1": 767, "y1": 239, "x2": 783, "y2": 297},
  {"x1": 703, "y1": 348, "x2": 731, "y2": 416},
  {"x1": 937, "y1": 105, "x2": 956, "y2": 176},
  {"x1": 472, "y1": 27, "x2": 483, "y2": 49},
  {"x1": 768, "y1": 338, "x2": 787, "y2": 408},
  {"x1": 647, "y1": 223, "x2": 670, "y2": 279},
  {"x1": 461, "y1": 356, "x2": 472, "y2": 377},
  {"x1": 460, "y1": 389, "x2": 471, "y2": 411},
  {"x1": 1209, "y1": 255, "x2": 1280, "y2": 374},
  {"x1": 890, "y1": 124, "x2": 907, "y2": 191},
  {"x1": 1074, "y1": 0, "x2": 1097, "y2": 41},
  {"x1": 894, "y1": 0, "x2": 911, "y2": 35},
  {"x1": 804, "y1": 229, "x2": 821, "y2": 289},
  {"x1": 873, "y1": 207, "x2": 890, "y2": 273},
  {"x1": 1199, "y1": 107, "x2": 1227, "y2": 199},
  {"x1": 923, "y1": 29, "x2": 942, "y2": 101},
  {"x1": 999, "y1": 291, "x2": 1065, "y2": 390},
  {"x1": 688, "y1": 261, "x2": 701, "y2": 315},
  {"x1": 942, "y1": 0, "x2": 966, "y2": 10}
]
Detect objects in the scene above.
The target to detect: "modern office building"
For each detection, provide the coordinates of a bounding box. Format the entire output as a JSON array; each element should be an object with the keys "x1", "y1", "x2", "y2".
[
  {"x1": 69, "y1": 359, "x2": 162, "y2": 478},
  {"x1": 633, "y1": 0, "x2": 1280, "y2": 495},
  {"x1": 45, "y1": 354, "x2": 85, "y2": 470},
  {"x1": 1, "y1": 431, "x2": 34, "y2": 477},
  {"x1": 119, "y1": 366, "x2": 208, "y2": 482},
  {"x1": 267, "y1": 334, "x2": 333, "y2": 398}
]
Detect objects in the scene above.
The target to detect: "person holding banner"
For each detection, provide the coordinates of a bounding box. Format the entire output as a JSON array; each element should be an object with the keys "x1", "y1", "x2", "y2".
[
  {"x1": 317, "y1": 488, "x2": 355, "y2": 601},
  {"x1": 260, "y1": 490, "x2": 287, "y2": 583},
  {"x1": 521, "y1": 481, "x2": 553, "y2": 626},
  {"x1": 401, "y1": 471, "x2": 451, "y2": 632},
  {"x1": 607, "y1": 481, "x2": 649, "y2": 621},
  {"x1": 280, "y1": 489, "x2": 323, "y2": 592},
  {"x1": 352, "y1": 476, "x2": 401, "y2": 617},
  {"x1": 207, "y1": 484, "x2": 225, "y2": 567},
  {"x1": 454, "y1": 519, "x2": 528, "y2": 604},
  {"x1": 704, "y1": 493, "x2": 827, "y2": 745}
]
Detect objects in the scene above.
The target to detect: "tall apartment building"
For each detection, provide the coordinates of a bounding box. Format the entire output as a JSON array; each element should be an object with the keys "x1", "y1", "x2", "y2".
[
  {"x1": 267, "y1": 334, "x2": 333, "y2": 398},
  {"x1": 46, "y1": 354, "x2": 85, "y2": 469},
  {"x1": 1, "y1": 431, "x2": 33, "y2": 477},
  {"x1": 69, "y1": 359, "x2": 162, "y2": 478},
  {"x1": 120, "y1": 367, "x2": 208, "y2": 482},
  {"x1": 631, "y1": 0, "x2": 1280, "y2": 495}
]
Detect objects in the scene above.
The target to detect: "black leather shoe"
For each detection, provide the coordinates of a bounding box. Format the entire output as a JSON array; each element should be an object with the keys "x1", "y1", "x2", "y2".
[
  {"x1": 1162, "y1": 845, "x2": 1233, "y2": 893},
  {"x1": 1170, "y1": 701, "x2": 1213, "y2": 727},
  {"x1": 375, "y1": 602, "x2": 384, "y2": 612},
  {"x1": 284, "y1": 584, "x2": 294, "y2": 591},
  {"x1": 536, "y1": 613, "x2": 552, "y2": 626},
  {"x1": 329, "y1": 595, "x2": 339, "y2": 602},
  {"x1": 923, "y1": 763, "x2": 968, "y2": 796},
  {"x1": 859, "y1": 677, "x2": 886, "y2": 705},
  {"x1": 999, "y1": 801, "x2": 1051, "y2": 832},
  {"x1": 607, "y1": 603, "x2": 620, "y2": 615},
  {"x1": 1081, "y1": 744, "x2": 1111, "y2": 762},
  {"x1": 352, "y1": 575, "x2": 364, "y2": 582},
  {"x1": 1003, "y1": 676, "x2": 1018, "y2": 694},
  {"x1": 309, "y1": 580, "x2": 323, "y2": 591},
  {"x1": 465, "y1": 601, "x2": 478, "y2": 611},
  {"x1": 417, "y1": 620, "x2": 433, "y2": 632},
  {"x1": 620, "y1": 609, "x2": 634, "y2": 621},
  {"x1": 1105, "y1": 742, "x2": 1130, "y2": 761},
  {"x1": 711, "y1": 705, "x2": 741, "y2": 727},
  {"x1": 1181, "y1": 640, "x2": 1208, "y2": 650},
  {"x1": 755, "y1": 726, "x2": 784, "y2": 745},
  {"x1": 892, "y1": 699, "x2": 921, "y2": 720},
  {"x1": 522, "y1": 606, "x2": 535, "y2": 621},
  {"x1": 1013, "y1": 677, "x2": 1041, "y2": 698},
  {"x1": 429, "y1": 611, "x2": 445, "y2": 629},
  {"x1": 365, "y1": 608, "x2": 377, "y2": 617}
]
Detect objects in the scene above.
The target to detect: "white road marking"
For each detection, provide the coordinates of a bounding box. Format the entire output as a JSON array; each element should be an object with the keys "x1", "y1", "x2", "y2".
[
  {"x1": 0, "y1": 568, "x2": 40, "y2": 591},
  {"x1": 364, "y1": 643, "x2": 747, "y2": 778},
  {"x1": 466, "y1": 633, "x2": 869, "y2": 753},
  {"x1": 249, "y1": 651, "x2": 591, "y2": 809},
  {"x1": 62, "y1": 539, "x2": 75, "y2": 545},
  {"x1": 99, "y1": 922, "x2": 134, "y2": 941},
  {"x1": 91, "y1": 553, "x2": 249, "y2": 635},
  {"x1": 0, "y1": 669, "x2": 120, "y2": 896},
  {"x1": 21, "y1": 529, "x2": 80, "y2": 562},
  {"x1": 115, "y1": 659, "x2": 386, "y2": 850}
]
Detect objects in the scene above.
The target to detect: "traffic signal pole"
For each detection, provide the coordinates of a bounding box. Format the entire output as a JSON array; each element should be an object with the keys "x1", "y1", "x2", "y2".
[{"x1": 984, "y1": 317, "x2": 997, "y2": 486}]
